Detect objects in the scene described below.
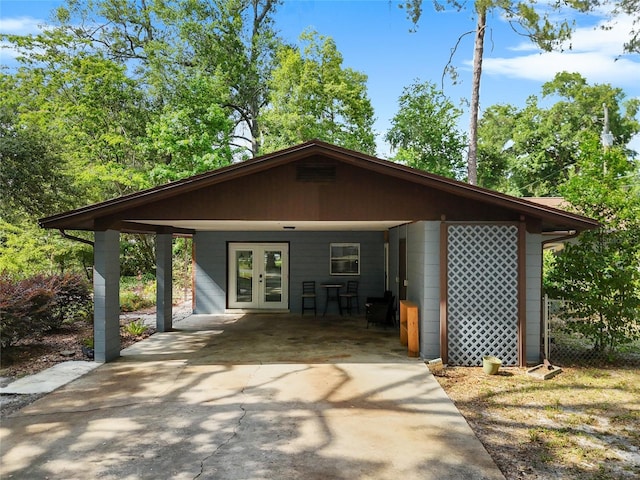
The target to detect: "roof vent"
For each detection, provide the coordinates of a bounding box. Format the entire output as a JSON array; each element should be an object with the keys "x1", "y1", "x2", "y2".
[{"x1": 296, "y1": 164, "x2": 336, "y2": 182}]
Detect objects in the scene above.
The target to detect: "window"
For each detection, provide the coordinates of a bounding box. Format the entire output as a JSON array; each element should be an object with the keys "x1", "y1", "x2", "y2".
[{"x1": 330, "y1": 243, "x2": 360, "y2": 275}]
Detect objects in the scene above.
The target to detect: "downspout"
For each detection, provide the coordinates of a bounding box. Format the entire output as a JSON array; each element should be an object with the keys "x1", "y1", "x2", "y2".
[
  {"x1": 541, "y1": 230, "x2": 579, "y2": 249},
  {"x1": 59, "y1": 229, "x2": 94, "y2": 247}
]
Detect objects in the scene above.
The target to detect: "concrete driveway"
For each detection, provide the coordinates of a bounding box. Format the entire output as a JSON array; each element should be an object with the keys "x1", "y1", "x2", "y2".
[{"x1": 1, "y1": 314, "x2": 504, "y2": 480}]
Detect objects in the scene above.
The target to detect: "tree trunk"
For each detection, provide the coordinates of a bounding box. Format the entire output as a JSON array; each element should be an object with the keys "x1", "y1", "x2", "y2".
[{"x1": 468, "y1": 7, "x2": 486, "y2": 185}]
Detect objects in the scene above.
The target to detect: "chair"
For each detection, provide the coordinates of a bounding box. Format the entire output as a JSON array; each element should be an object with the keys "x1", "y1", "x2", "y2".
[
  {"x1": 301, "y1": 281, "x2": 316, "y2": 316},
  {"x1": 339, "y1": 280, "x2": 359, "y2": 314},
  {"x1": 366, "y1": 292, "x2": 395, "y2": 329}
]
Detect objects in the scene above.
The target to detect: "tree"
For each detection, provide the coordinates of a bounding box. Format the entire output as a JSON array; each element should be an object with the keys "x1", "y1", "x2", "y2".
[
  {"x1": 386, "y1": 80, "x2": 467, "y2": 178},
  {"x1": 144, "y1": 73, "x2": 234, "y2": 183},
  {"x1": 477, "y1": 72, "x2": 640, "y2": 195},
  {"x1": 0, "y1": 29, "x2": 153, "y2": 200},
  {"x1": 56, "y1": 0, "x2": 283, "y2": 157},
  {"x1": 474, "y1": 104, "x2": 519, "y2": 192},
  {"x1": 0, "y1": 101, "x2": 75, "y2": 220},
  {"x1": 402, "y1": 0, "x2": 592, "y2": 185},
  {"x1": 545, "y1": 139, "x2": 640, "y2": 354},
  {"x1": 260, "y1": 30, "x2": 376, "y2": 155}
]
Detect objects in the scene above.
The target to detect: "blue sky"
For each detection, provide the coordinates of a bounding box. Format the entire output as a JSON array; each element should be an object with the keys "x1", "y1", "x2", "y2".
[{"x1": 2, "y1": 0, "x2": 639, "y2": 155}]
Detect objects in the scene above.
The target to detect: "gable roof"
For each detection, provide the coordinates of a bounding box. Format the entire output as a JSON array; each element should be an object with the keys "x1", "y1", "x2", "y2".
[{"x1": 39, "y1": 139, "x2": 599, "y2": 234}]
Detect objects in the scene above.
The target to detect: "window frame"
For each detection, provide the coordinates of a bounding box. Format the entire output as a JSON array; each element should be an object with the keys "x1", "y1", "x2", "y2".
[{"x1": 329, "y1": 242, "x2": 360, "y2": 276}]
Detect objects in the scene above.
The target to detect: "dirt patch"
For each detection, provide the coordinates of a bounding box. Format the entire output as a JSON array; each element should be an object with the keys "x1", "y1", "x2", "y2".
[
  {"x1": 0, "y1": 316, "x2": 156, "y2": 419},
  {"x1": 0, "y1": 319, "x2": 155, "y2": 380},
  {"x1": 433, "y1": 366, "x2": 640, "y2": 480}
]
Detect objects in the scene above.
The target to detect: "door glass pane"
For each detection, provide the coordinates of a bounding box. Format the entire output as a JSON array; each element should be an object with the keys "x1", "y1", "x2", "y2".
[
  {"x1": 236, "y1": 250, "x2": 253, "y2": 303},
  {"x1": 263, "y1": 250, "x2": 282, "y2": 303}
]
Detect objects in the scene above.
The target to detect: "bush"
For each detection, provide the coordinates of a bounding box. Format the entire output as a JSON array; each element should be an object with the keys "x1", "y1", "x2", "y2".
[
  {"x1": 120, "y1": 275, "x2": 155, "y2": 312},
  {"x1": 120, "y1": 291, "x2": 154, "y2": 312},
  {"x1": 123, "y1": 319, "x2": 148, "y2": 336},
  {"x1": 0, "y1": 273, "x2": 92, "y2": 348},
  {"x1": 51, "y1": 274, "x2": 93, "y2": 326}
]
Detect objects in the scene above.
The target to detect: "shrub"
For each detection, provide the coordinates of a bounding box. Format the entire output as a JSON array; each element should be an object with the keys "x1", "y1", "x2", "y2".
[
  {"x1": 123, "y1": 319, "x2": 148, "y2": 336},
  {"x1": 0, "y1": 273, "x2": 92, "y2": 348},
  {"x1": 120, "y1": 275, "x2": 155, "y2": 312},
  {"x1": 51, "y1": 274, "x2": 93, "y2": 327},
  {"x1": 120, "y1": 291, "x2": 154, "y2": 312}
]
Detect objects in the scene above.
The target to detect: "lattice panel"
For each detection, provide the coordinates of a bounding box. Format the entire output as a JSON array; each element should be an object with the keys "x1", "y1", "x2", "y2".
[{"x1": 447, "y1": 225, "x2": 519, "y2": 366}]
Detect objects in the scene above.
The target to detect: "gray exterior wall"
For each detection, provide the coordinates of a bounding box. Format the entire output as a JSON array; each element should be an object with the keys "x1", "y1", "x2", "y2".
[
  {"x1": 194, "y1": 225, "x2": 544, "y2": 364},
  {"x1": 388, "y1": 227, "x2": 400, "y2": 303},
  {"x1": 389, "y1": 222, "x2": 441, "y2": 359},
  {"x1": 194, "y1": 230, "x2": 386, "y2": 314},
  {"x1": 526, "y1": 232, "x2": 543, "y2": 364},
  {"x1": 410, "y1": 222, "x2": 441, "y2": 359},
  {"x1": 388, "y1": 222, "x2": 544, "y2": 364},
  {"x1": 405, "y1": 222, "x2": 440, "y2": 359}
]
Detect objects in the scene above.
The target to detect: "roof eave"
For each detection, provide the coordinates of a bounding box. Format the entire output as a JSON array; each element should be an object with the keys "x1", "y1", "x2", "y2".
[{"x1": 38, "y1": 140, "x2": 601, "y2": 233}]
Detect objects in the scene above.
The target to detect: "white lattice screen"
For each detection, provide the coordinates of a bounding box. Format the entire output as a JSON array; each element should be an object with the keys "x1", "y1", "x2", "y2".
[{"x1": 447, "y1": 224, "x2": 519, "y2": 366}]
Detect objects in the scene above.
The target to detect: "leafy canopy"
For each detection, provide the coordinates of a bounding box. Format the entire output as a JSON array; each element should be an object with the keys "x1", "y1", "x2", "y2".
[
  {"x1": 386, "y1": 80, "x2": 467, "y2": 179},
  {"x1": 545, "y1": 139, "x2": 640, "y2": 353},
  {"x1": 477, "y1": 72, "x2": 640, "y2": 196},
  {"x1": 260, "y1": 30, "x2": 376, "y2": 154}
]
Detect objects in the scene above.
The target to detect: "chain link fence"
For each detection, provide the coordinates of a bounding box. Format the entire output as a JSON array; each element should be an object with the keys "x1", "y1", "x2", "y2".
[{"x1": 544, "y1": 295, "x2": 640, "y2": 366}]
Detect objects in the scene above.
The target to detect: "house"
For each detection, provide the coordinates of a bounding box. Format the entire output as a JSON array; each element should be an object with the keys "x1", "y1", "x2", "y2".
[{"x1": 39, "y1": 140, "x2": 599, "y2": 366}]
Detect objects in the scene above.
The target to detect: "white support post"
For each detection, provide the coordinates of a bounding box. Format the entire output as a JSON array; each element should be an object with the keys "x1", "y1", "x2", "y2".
[
  {"x1": 156, "y1": 233, "x2": 173, "y2": 332},
  {"x1": 94, "y1": 230, "x2": 121, "y2": 363}
]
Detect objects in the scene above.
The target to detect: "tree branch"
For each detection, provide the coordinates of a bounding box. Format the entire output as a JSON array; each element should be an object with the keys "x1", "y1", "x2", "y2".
[{"x1": 441, "y1": 29, "x2": 475, "y2": 90}]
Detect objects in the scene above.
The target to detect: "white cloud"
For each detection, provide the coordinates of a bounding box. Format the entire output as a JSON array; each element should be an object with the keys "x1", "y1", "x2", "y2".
[
  {"x1": 483, "y1": 51, "x2": 640, "y2": 88},
  {"x1": 0, "y1": 15, "x2": 53, "y2": 65},
  {"x1": 481, "y1": 13, "x2": 640, "y2": 88},
  {"x1": 0, "y1": 16, "x2": 48, "y2": 35}
]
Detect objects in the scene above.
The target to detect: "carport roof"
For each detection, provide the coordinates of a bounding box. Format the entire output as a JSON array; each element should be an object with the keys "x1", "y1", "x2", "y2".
[{"x1": 39, "y1": 139, "x2": 600, "y2": 234}]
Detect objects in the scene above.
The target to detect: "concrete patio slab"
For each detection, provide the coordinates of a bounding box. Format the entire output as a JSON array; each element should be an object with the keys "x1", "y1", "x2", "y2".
[{"x1": 0, "y1": 314, "x2": 505, "y2": 480}]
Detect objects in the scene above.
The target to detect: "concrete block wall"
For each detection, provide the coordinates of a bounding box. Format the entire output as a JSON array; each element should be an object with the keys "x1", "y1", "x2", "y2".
[
  {"x1": 526, "y1": 232, "x2": 543, "y2": 364},
  {"x1": 93, "y1": 230, "x2": 121, "y2": 363}
]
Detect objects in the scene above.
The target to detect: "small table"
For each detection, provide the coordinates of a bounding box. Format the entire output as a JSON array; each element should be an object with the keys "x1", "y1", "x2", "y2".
[{"x1": 321, "y1": 283, "x2": 344, "y2": 316}]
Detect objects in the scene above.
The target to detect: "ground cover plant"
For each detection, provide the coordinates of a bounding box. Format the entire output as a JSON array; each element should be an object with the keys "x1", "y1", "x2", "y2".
[{"x1": 434, "y1": 366, "x2": 640, "y2": 480}]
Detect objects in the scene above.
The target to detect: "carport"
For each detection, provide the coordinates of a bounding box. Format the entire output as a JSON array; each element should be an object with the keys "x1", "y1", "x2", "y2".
[{"x1": 38, "y1": 140, "x2": 599, "y2": 365}]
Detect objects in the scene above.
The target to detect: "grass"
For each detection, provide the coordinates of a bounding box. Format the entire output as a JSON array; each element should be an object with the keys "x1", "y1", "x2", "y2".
[{"x1": 435, "y1": 366, "x2": 640, "y2": 480}]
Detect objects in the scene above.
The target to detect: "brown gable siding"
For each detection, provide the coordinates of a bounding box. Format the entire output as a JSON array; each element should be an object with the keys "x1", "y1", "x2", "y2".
[
  {"x1": 39, "y1": 140, "x2": 599, "y2": 233},
  {"x1": 99, "y1": 161, "x2": 522, "y2": 225}
]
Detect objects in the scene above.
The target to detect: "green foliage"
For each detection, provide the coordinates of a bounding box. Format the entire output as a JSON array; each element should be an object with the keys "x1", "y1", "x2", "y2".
[
  {"x1": 120, "y1": 275, "x2": 156, "y2": 312},
  {"x1": 1, "y1": 37, "x2": 153, "y2": 202},
  {"x1": 0, "y1": 221, "x2": 93, "y2": 278},
  {"x1": 400, "y1": 0, "x2": 595, "y2": 184},
  {"x1": 120, "y1": 291, "x2": 154, "y2": 312},
  {"x1": 123, "y1": 319, "x2": 149, "y2": 336},
  {"x1": 386, "y1": 80, "x2": 467, "y2": 179},
  {"x1": 404, "y1": 1, "x2": 593, "y2": 51},
  {"x1": 545, "y1": 140, "x2": 640, "y2": 353},
  {"x1": 477, "y1": 72, "x2": 640, "y2": 195},
  {"x1": 260, "y1": 30, "x2": 376, "y2": 155},
  {"x1": 144, "y1": 73, "x2": 234, "y2": 183},
  {"x1": 120, "y1": 235, "x2": 157, "y2": 277},
  {"x1": 0, "y1": 100, "x2": 76, "y2": 219},
  {"x1": 0, "y1": 273, "x2": 92, "y2": 348},
  {"x1": 56, "y1": 0, "x2": 283, "y2": 158}
]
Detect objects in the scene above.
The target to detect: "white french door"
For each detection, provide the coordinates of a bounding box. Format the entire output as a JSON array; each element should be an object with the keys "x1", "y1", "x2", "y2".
[{"x1": 228, "y1": 243, "x2": 289, "y2": 310}]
